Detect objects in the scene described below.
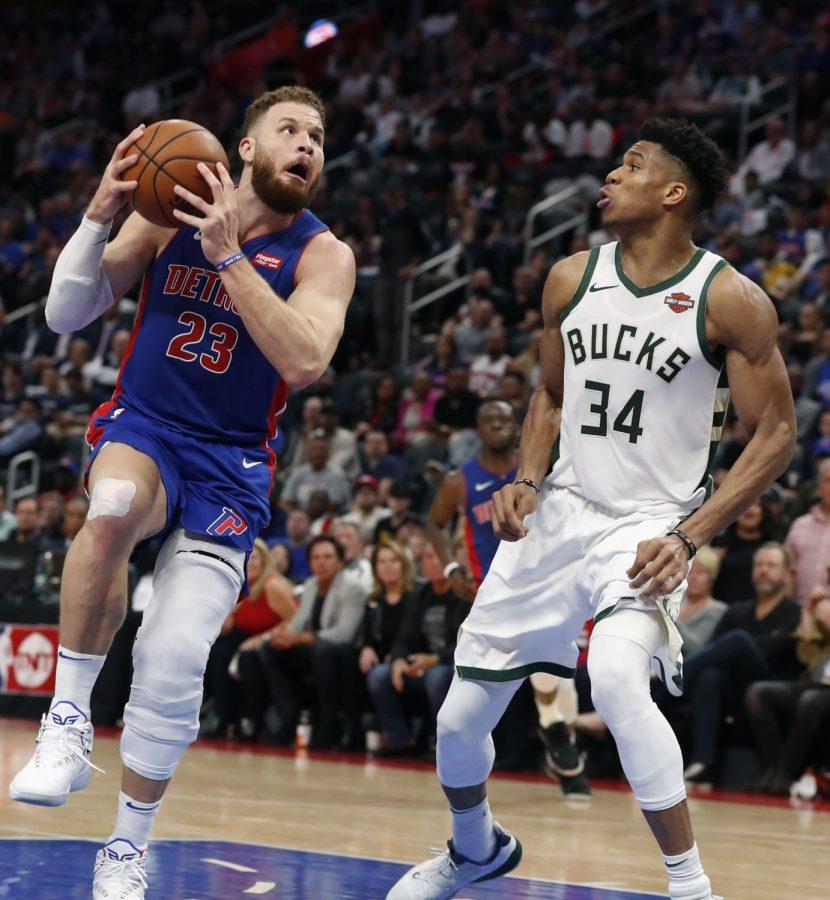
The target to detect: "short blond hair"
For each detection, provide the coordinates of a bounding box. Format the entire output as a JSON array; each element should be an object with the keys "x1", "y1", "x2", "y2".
[
  {"x1": 693, "y1": 545, "x2": 721, "y2": 582},
  {"x1": 243, "y1": 85, "x2": 326, "y2": 136},
  {"x1": 370, "y1": 539, "x2": 415, "y2": 601}
]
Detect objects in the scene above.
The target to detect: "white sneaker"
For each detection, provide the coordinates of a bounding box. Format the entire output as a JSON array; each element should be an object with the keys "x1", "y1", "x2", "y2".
[
  {"x1": 93, "y1": 839, "x2": 149, "y2": 898},
  {"x1": 8, "y1": 701, "x2": 102, "y2": 806},
  {"x1": 386, "y1": 823, "x2": 522, "y2": 899}
]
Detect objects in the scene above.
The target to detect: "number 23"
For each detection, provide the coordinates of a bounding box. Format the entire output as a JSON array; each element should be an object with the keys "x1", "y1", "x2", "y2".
[{"x1": 166, "y1": 312, "x2": 238, "y2": 374}]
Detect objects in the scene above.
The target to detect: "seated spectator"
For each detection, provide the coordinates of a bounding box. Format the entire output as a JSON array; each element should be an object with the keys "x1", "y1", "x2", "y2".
[
  {"x1": 238, "y1": 536, "x2": 367, "y2": 749},
  {"x1": 331, "y1": 519, "x2": 374, "y2": 594},
  {"x1": 733, "y1": 118, "x2": 796, "y2": 187},
  {"x1": 565, "y1": 103, "x2": 614, "y2": 161},
  {"x1": 394, "y1": 371, "x2": 439, "y2": 449},
  {"x1": 318, "y1": 401, "x2": 359, "y2": 479},
  {"x1": 708, "y1": 58, "x2": 761, "y2": 107},
  {"x1": 37, "y1": 492, "x2": 65, "y2": 543},
  {"x1": 269, "y1": 542, "x2": 293, "y2": 580},
  {"x1": 359, "y1": 374, "x2": 400, "y2": 437},
  {"x1": 677, "y1": 546, "x2": 728, "y2": 655},
  {"x1": 367, "y1": 542, "x2": 467, "y2": 757},
  {"x1": 284, "y1": 395, "x2": 323, "y2": 469},
  {"x1": 497, "y1": 369, "x2": 529, "y2": 419},
  {"x1": 358, "y1": 429, "x2": 405, "y2": 503},
  {"x1": 275, "y1": 509, "x2": 313, "y2": 583},
  {"x1": 0, "y1": 363, "x2": 24, "y2": 420},
  {"x1": 372, "y1": 482, "x2": 419, "y2": 545},
  {"x1": 434, "y1": 367, "x2": 481, "y2": 465},
  {"x1": 454, "y1": 297, "x2": 496, "y2": 362},
  {"x1": 201, "y1": 538, "x2": 297, "y2": 739},
  {"x1": 57, "y1": 368, "x2": 97, "y2": 433},
  {"x1": 0, "y1": 397, "x2": 43, "y2": 461},
  {"x1": 25, "y1": 364, "x2": 67, "y2": 420},
  {"x1": 417, "y1": 333, "x2": 462, "y2": 391},
  {"x1": 712, "y1": 501, "x2": 769, "y2": 601},
  {"x1": 341, "y1": 475, "x2": 390, "y2": 542},
  {"x1": 746, "y1": 586, "x2": 830, "y2": 795},
  {"x1": 785, "y1": 459, "x2": 830, "y2": 604},
  {"x1": 683, "y1": 543, "x2": 802, "y2": 783},
  {"x1": 83, "y1": 328, "x2": 131, "y2": 395},
  {"x1": 280, "y1": 431, "x2": 351, "y2": 513},
  {"x1": 8, "y1": 496, "x2": 42, "y2": 547},
  {"x1": 0, "y1": 486, "x2": 16, "y2": 541},
  {"x1": 469, "y1": 328, "x2": 511, "y2": 397}
]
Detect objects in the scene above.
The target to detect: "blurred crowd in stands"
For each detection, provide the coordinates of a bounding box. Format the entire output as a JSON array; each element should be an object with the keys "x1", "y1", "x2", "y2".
[{"x1": 0, "y1": 0, "x2": 829, "y2": 798}]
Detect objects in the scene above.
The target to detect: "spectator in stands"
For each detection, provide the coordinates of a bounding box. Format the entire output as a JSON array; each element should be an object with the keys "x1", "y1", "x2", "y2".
[
  {"x1": 83, "y1": 328, "x2": 130, "y2": 394},
  {"x1": 8, "y1": 496, "x2": 41, "y2": 547},
  {"x1": 565, "y1": 102, "x2": 614, "y2": 162},
  {"x1": 785, "y1": 459, "x2": 830, "y2": 604},
  {"x1": 281, "y1": 431, "x2": 351, "y2": 513},
  {"x1": 417, "y1": 334, "x2": 462, "y2": 391},
  {"x1": 38, "y1": 493, "x2": 65, "y2": 543},
  {"x1": 746, "y1": 586, "x2": 830, "y2": 795},
  {"x1": 360, "y1": 374, "x2": 400, "y2": 436},
  {"x1": 367, "y1": 542, "x2": 466, "y2": 757},
  {"x1": 241, "y1": 535, "x2": 367, "y2": 748},
  {"x1": 58, "y1": 368, "x2": 97, "y2": 433},
  {"x1": 372, "y1": 482, "x2": 418, "y2": 545},
  {"x1": 734, "y1": 118, "x2": 796, "y2": 186},
  {"x1": 656, "y1": 61, "x2": 705, "y2": 112},
  {"x1": 285, "y1": 395, "x2": 323, "y2": 469},
  {"x1": 318, "y1": 401, "x2": 359, "y2": 479},
  {"x1": 59, "y1": 497, "x2": 88, "y2": 546},
  {"x1": 497, "y1": 370, "x2": 530, "y2": 419},
  {"x1": 342, "y1": 475, "x2": 390, "y2": 543},
  {"x1": 434, "y1": 367, "x2": 481, "y2": 466},
  {"x1": 26, "y1": 364, "x2": 67, "y2": 420},
  {"x1": 0, "y1": 398, "x2": 43, "y2": 462},
  {"x1": 394, "y1": 371, "x2": 439, "y2": 448},
  {"x1": 277, "y1": 509, "x2": 313, "y2": 583},
  {"x1": 677, "y1": 546, "x2": 728, "y2": 655},
  {"x1": 712, "y1": 501, "x2": 769, "y2": 601},
  {"x1": 358, "y1": 429, "x2": 405, "y2": 503},
  {"x1": 454, "y1": 297, "x2": 496, "y2": 361},
  {"x1": 331, "y1": 519, "x2": 374, "y2": 594},
  {"x1": 0, "y1": 486, "x2": 16, "y2": 541},
  {"x1": 469, "y1": 328, "x2": 511, "y2": 397},
  {"x1": 683, "y1": 543, "x2": 802, "y2": 783},
  {"x1": 270, "y1": 542, "x2": 293, "y2": 580},
  {"x1": 0, "y1": 363, "x2": 24, "y2": 420},
  {"x1": 201, "y1": 538, "x2": 297, "y2": 739}
]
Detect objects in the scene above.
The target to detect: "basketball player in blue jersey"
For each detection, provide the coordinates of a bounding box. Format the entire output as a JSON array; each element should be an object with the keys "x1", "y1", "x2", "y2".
[
  {"x1": 9, "y1": 86, "x2": 354, "y2": 897},
  {"x1": 389, "y1": 118, "x2": 796, "y2": 900}
]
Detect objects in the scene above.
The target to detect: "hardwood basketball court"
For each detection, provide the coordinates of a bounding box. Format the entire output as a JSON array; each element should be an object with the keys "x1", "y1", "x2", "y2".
[{"x1": 0, "y1": 718, "x2": 826, "y2": 898}]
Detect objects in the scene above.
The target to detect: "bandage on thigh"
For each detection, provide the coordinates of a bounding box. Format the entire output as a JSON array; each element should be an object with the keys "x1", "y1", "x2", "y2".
[{"x1": 87, "y1": 478, "x2": 137, "y2": 520}]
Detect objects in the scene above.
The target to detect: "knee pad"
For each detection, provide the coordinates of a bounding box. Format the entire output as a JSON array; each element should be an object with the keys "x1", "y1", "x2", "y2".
[
  {"x1": 87, "y1": 477, "x2": 136, "y2": 520},
  {"x1": 121, "y1": 529, "x2": 244, "y2": 780},
  {"x1": 589, "y1": 628, "x2": 685, "y2": 811}
]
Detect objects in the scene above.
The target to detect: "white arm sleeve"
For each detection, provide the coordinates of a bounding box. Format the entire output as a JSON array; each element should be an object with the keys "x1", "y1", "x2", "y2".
[{"x1": 45, "y1": 216, "x2": 115, "y2": 334}]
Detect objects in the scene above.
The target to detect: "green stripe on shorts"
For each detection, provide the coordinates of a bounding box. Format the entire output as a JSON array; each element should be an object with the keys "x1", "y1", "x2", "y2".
[{"x1": 456, "y1": 662, "x2": 576, "y2": 682}]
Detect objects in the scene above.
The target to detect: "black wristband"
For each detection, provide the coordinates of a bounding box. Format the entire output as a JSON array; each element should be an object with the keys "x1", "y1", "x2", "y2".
[
  {"x1": 667, "y1": 527, "x2": 697, "y2": 559},
  {"x1": 514, "y1": 478, "x2": 540, "y2": 494}
]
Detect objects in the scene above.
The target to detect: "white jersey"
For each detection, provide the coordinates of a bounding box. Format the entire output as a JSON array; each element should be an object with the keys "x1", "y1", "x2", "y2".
[{"x1": 551, "y1": 240, "x2": 729, "y2": 517}]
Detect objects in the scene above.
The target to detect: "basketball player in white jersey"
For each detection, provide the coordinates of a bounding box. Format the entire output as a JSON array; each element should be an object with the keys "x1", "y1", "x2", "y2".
[{"x1": 388, "y1": 118, "x2": 795, "y2": 900}]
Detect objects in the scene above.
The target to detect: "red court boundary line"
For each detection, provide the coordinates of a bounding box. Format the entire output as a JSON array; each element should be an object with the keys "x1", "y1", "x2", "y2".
[{"x1": 2, "y1": 717, "x2": 827, "y2": 813}]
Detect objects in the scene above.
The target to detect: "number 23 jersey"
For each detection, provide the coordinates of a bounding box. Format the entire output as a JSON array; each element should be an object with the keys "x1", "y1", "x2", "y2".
[
  {"x1": 112, "y1": 210, "x2": 328, "y2": 445},
  {"x1": 552, "y1": 240, "x2": 730, "y2": 517}
]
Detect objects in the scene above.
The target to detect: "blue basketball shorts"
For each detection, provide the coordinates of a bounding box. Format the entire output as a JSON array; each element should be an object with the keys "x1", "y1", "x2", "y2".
[{"x1": 85, "y1": 401, "x2": 273, "y2": 553}]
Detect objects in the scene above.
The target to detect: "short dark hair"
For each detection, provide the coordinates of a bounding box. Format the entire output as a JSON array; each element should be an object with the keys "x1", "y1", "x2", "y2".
[
  {"x1": 306, "y1": 534, "x2": 345, "y2": 563},
  {"x1": 638, "y1": 117, "x2": 728, "y2": 214},
  {"x1": 243, "y1": 85, "x2": 326, "y2": 136}
]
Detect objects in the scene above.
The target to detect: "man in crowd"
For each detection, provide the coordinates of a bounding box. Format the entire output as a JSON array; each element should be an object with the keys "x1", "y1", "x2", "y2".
[
  {"x1": 342, "y1": 475, "x2": 390, "y2": 542},
  {"x1": 785, "y1": 459, "x2": 830, "y2": 604},
  {"x1": 281, "y1": 431, "x2": 351, "y2": 513}
]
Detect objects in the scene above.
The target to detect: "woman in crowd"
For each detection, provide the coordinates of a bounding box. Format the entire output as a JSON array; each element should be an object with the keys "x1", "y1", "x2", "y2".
[
  {"x1": 677, "y1": 545, "x2": 728, "y2": 654},
  {"x1": 417, "y1": 333, "x2": 462, "y2": 391},
  {"x1": 394, "y1": 370, "x2": 439, "y2": 449},
  {"x1": 200, "y1": 539, "x2": 297, "y2": 739},
  {"x1": 712, "y1": 501, "x2": 770, "y2": 602}
]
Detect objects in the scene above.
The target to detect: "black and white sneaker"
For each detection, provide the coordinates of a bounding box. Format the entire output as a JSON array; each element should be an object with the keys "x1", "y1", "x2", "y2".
[{"x1": 539, "y1": 723, "x2": 591, "y2": 798}]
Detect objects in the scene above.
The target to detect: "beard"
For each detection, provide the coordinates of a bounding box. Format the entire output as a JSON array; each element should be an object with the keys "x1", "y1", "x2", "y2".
[{"x1": 251, "y1": 146, "x2": 320, "y2": 215}]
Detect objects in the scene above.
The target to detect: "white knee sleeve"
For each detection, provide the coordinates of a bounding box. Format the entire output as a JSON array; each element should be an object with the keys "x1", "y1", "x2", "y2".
[
  {"x1": 436, "y1": 675, "x2": 519, "y2": 788},
  {"x1": 121, "y1": 529, "x2": 244, "y2": 780},
  {"x1": 588, "y1": 610, "x2": 686, "y2": 811}
]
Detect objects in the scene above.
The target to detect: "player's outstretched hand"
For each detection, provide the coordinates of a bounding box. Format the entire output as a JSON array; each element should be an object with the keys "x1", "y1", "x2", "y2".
[
  {"x1": 172, "y1": 162, "x2": 240, "y2": 266},
  {"x1": 492, "y1": 482, "x2": 538, "y2": 542},
  {"x1": 627, "y1": 535, "x2": 691, "y2": 599},
  {"x1": 86, "y1": 124, "x2": 146, "y2": 225}
]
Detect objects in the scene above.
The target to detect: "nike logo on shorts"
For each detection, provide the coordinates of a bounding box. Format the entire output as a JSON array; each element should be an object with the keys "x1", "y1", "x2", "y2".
[
  {"x1": 589, "y1": 283, "x2": 618, "y2": 292},
  {"x1": 242, "y1": 458, "x2": 263, "y2": 469},
  {"x1": 193, "y1": 231, "x2": 202, "y2": 241},
  {"x1": 475, "y1": 480, "x2": 495, "y2": 491}
]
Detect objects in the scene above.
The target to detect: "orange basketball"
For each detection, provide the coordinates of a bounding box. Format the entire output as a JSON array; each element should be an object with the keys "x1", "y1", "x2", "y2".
[{"x1": 121, "y1": 119, "x2": 230, "y2": 228}]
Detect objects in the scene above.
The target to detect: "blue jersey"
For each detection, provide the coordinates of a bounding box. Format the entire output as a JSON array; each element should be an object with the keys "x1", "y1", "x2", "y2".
[
  {"x1": 461, "y1": 457, "x2": 517, "y2": 583},
  {"x1": 110, "y1": 210, "x2": 328, "y2": 447}
]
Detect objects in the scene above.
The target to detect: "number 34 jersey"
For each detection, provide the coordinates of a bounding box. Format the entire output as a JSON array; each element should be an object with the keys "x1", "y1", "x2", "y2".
[
  {"x1": 113, "y1": 211, "x2": 328, "y2": 445},
  {"x1": 551, "y1": 240, "x2": 730, "y2": 517}
]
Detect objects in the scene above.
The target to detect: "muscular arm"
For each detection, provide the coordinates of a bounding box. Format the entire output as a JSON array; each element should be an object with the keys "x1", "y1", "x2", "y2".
[
  {"x1": 101, "y1": 212, "x2": 172, "y2": 301},
  {"x1": 680, "y1": 267, "x2": 796, "y2": 549},
  {"x1": 492, "y1": 253, "x2": 588, "y2": 540},
  {"x1": 216, "y1": 232, "x2": 355, "y2": 390},
  {"x1": 425, "y1": 471, "x2": 466, "y2": 564}
]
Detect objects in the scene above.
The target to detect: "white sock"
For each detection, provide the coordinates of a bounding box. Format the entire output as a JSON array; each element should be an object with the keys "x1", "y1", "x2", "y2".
[
  {"x1": 107, "y1": 791, "x2": 162, "y2": 851},
  {"x1": 51, "y1": 645, "x2": 107, "y2": 720},
  {"x1": 451, "y1": 798, "x2": 496, "y2": 863},
  {"x1": 664, "y1": 843, "x2": 712, "y2": 898}
]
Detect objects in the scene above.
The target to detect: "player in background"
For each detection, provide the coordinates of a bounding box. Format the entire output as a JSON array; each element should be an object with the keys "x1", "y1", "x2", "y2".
[
  {"x1": 9, "y1": 86, "x2": 354, "y2": 898},
  {"x1": 428, "y1": 400, "x2": 590, "y2": 796},
  {"x1": 389, "y1": 118, "x2": 795, "y2": 900}
]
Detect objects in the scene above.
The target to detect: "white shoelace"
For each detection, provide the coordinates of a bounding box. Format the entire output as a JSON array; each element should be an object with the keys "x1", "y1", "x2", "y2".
[
  {"x1": 413, "y1": 848, "x2": 458, "y2": 885},
  {"x1": 34, "y1": 716, "x2": 105, "y2": 775},
  {"x1": 98, "y1": 856, "x2": 149, "y2": 891}
]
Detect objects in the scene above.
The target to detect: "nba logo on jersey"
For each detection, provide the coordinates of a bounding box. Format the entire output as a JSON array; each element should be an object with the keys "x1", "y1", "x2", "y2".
[
  {"x1": 207, "y1": 507, "x2": 248, "y2": 537},
  {"x1": 664, "y1": 291, "x2": 694, "y2": 313}
]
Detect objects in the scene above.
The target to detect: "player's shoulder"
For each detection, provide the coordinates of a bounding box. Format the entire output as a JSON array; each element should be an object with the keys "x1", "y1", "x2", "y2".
[
  {"x1": 295, "y1": 227, "x2": 355, "y2": 280},
  {"x1": 542, "y1": 249, "x2": 596, "y2": 321},
  {"x1": 707, "y1": 262, "x2": 777, "y2": 350}
]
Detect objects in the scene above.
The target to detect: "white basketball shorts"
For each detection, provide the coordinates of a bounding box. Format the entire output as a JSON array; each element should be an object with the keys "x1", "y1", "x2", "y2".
[{"x1": 454, "y1": 484, "x2": 687, "y2": 694}]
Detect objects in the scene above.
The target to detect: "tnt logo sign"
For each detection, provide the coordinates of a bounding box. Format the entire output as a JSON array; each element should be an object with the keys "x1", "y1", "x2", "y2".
[
  {"x1": 252, "y1": 252, "x2": 283, "y2": 271},
  {"x1": 207, "y1": 507, "x2": 249, "y2": 537},
  {"x1": 0, "y1": 626, "x2": 59, "y2": 695}
]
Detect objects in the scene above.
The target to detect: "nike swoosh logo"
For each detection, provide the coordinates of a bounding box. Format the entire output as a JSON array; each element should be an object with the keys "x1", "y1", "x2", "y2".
[
  {"x1": 589, "y1": 283, "x2": 618, "y2": 292},
  {"x1": 193, "y1": 231, "x2": 202, "y2": 241},
  {"x1": 242, "y1": 458, "x2": 263, "y2": 469},
  {"x1": 58, "y1": 651, "x2": 88, "y2": 661},
  {"x1": 125, "y1": 802, "x2": 160, "y2": 813},
  {"x1": 475, "y1": 480, "x2": 494, "y2": 491}
]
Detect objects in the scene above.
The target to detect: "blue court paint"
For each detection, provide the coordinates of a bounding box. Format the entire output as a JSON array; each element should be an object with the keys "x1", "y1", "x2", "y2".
[{"x1": 0, "y1": 839, "x2": 663, "y2": 899}]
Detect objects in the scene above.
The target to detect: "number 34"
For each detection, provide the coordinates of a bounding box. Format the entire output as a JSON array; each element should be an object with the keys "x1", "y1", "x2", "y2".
[
  {"x1": 166, "y1": 312, "x2": 238, "y2": 374},
  {"x1": 580, "y1": 379, "x2": 645, "y2": 444}
]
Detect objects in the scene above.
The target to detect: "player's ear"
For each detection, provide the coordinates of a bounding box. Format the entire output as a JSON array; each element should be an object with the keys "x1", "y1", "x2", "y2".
[
  {"x1": 239, "y1": 135, "x2": 255, "y2": 165},
  {"x1": 664, "y1": 180, "x2": 687, "y2": 211}
]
